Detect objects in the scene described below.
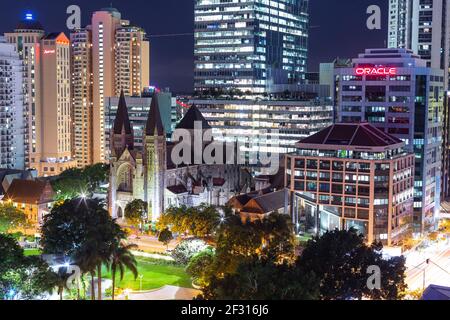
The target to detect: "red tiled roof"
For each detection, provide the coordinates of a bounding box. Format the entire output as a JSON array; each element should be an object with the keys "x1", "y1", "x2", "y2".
[{"x1": 5, "y1": 179, "x2": 54, "y2": 204}]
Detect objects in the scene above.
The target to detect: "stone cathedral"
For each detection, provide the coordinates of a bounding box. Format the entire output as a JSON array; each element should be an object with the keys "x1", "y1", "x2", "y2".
[{"x1": 109, "y1": 92, "x2": 250, "y2": 221}]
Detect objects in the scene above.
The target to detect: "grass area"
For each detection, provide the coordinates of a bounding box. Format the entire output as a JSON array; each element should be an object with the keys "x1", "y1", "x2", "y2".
[
  {"x1": 102, "y1": 256, "x2": 192, "y2": 291},
  {"x1": 24, "y1": 248, "x2": 42, "y2": 256}
]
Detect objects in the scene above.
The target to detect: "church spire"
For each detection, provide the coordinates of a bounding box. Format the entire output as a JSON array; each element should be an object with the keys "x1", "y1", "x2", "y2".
[
  {"x1": 111, "y1": 90, "x2": 134, "y2": 155},
  {"x1": 113, "y1": 90, "x2": 133, "y2": 135},
  {"x1": 145, "y1": 94, "x2": 165, "y2": 136}
]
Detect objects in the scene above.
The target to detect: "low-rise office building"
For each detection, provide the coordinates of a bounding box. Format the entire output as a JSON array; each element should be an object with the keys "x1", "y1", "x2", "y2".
[{"x1": 286, "y1": 123, "x2": 415, "y2": 246}]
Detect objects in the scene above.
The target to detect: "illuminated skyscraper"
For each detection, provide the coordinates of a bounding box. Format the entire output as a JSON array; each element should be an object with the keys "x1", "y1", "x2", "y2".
[
  {"x1": 71, "y1": 7, "x2": 150, "y2": 166},
  {"x1": 71, "y1": 28, "x2": 93, "y2": 168},
  {"x1": 194, "y1": 0, "x2": 309, "y2": 94},
  {"x1": 388, "y1": 0, "x2": 450, "y2": 198},
  {"x1": 0, "y1": 38, "x2": 26, "y2": 169},
  {"x1": 38, "y1": 32, "x2": 77, "y2": 176},
  {"x1": 4, "y1": 14, "x2": 45, "y2": 169},
  {"x1": 115, "y1": 25, "x2": 150, "y2": 97}
]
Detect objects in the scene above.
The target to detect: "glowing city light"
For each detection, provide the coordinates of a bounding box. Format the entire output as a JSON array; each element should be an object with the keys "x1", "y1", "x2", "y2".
[
  {"x1": 25, "y1": 13, "x2": 34, "y2": 21},
  {"x1": 355, "y1": 67, "x2": 397, "y2": 76}
]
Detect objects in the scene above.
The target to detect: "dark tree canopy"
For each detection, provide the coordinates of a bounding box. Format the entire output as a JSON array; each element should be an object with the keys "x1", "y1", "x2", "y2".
[
  {"x1": 297, "y1": 228, "x2": 407, "y2": 300},
  {"x1": 0, "y1": 234, "x2": 57, "y2": 300},
  {"x1": 51, "y1": 163, "x2": 109, "y2": 201}
]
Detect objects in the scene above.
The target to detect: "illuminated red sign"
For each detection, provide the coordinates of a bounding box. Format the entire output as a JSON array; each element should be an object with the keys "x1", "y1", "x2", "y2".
[
  {"x1": 44, "y1": 49, "x2": 55, "y2": 54},
  {"x1": 355, "y1": 67, "x2": 397, "y2": 76}
]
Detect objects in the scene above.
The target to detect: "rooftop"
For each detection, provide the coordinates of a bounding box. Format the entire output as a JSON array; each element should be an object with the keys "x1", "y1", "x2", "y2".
[
  {"x1": 16, "y1": 19, "x2": 44, "y2": 31},
  {"x1": 297, "y1": 122, "x2": 404, "y2": 150},
  {"x1": 4, "y1": 179, "x2": 54, "y2": 204},
  {"x1": 176, "y1": 105, "x2": 212, "y2": 130}
]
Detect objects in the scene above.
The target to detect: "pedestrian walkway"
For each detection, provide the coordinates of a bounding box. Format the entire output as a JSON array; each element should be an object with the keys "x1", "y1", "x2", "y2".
[{"x1": 119, "y1": 285, "x2": 201, "y2": 300}]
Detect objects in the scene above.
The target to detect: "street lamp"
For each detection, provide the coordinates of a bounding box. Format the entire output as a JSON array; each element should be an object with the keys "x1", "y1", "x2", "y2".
[{"x1": 138, "y1": 275, "x2": 144, "y2": 291}]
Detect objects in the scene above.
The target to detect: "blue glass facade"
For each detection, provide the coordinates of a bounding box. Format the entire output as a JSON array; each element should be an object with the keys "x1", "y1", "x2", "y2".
[{"x1": 194, "y1": 0, "x2": 309, "y2": 94}]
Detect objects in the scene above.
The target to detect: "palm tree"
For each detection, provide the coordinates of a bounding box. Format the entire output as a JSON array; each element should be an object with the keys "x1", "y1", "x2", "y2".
[
  {"x1": 55, "y1": 268, "x2": 71, "y2": 300},
  {"x1": 108, "y1": 242, "x2": 138, "y2": 300},
  {"x1": 76, "y1": 243, "x2": 101, "y2": 300}
]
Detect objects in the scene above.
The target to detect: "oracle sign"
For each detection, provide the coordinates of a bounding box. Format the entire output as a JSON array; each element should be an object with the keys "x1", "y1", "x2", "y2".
[{"x1": 355, "y1": 67, "x2": 397, "y2": 76}]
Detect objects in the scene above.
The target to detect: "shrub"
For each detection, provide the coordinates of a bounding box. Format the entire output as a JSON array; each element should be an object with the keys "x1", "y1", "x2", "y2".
[{"x1": 171, "y1": 239, "x2": 210, "y2": 265}]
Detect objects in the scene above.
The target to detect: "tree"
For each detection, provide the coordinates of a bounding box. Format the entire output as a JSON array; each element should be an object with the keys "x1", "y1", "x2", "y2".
[
  {"x1": 157, "y1": 205, "x2": 221, "y2": 238},
  {"x1": 201, "y1": 256, "x2": 320, "y2": 300},
  {"x1": 124, "y1": 199, "x2": 147, "y2": 235},
  {"x1": 186, "y1": 248, "x2": 215, "y2": 287},
  {"x1": 0, "y1": 234, "x2": 57, "y2": 300},
  {"x1": 158, "y1": 228, "x2": 173, "y2": 250},
  {"x1": 108, "y1": 242, "x2": 138, "y2": 300},
  {"x1": 40, "y1": 198, "x2": 126, "y2": 300},
  {"x1": 51, "y1": 163, "x2": 109, "y2": 201},
  {"x1": 297, "y1": 229, "x2": 407, "y2": 300},
  {"x1": 0, "y1": 203, "x2": 28, "y2": 234},
  {"x1": 213, "y1": 213, "x2": 295, "y2": 275},
  {"x1": 193, "y1": 213, "x2": 302, "y2": 300},
  {"x1": 172, "y1": 239, "x2": 210, "y2": 265}
]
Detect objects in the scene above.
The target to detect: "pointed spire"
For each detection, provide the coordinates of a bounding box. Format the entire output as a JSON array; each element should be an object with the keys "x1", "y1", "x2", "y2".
[
  {"x1": 145, "y1": 94, "x2": 165, "y2": 136},
  {"x1": 176, "y1": 105, "x2": 211, "y2": 130},
  {"x1": 113, "y1": 90, "x2": 133, "y2": 135}
]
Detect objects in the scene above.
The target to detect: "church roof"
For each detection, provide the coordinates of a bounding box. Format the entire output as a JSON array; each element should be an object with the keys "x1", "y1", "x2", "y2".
[
  {"x1": 113, "y1": 90, "x2": 133, "y2": 135},
  {"x1": 176, "y1": 105, "x2": 211, "y2": 130},
  {"x1": 145, "y1": 95, "x2": 165, "y2": 136}
]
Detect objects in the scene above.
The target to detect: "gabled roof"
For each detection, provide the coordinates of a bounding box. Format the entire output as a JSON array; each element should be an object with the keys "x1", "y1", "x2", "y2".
[
  {"x1": 298, "y1": 123, "x2": 403, "y2": 148},
  {"x1": 241, "y1": 190, "x2": 286, "y2": 215},
  {"x1": 145, "y1": 95, "x2": 165, "y2": 136},
  {"x1": 4, "y1": 179, "x2": 54, "y2": 204},
  {"x1": 422, "y1": 285, "x2": 450, "y2": 300},
  {"x1": 43, "y1": 32, "x2": 69, "y2": 42},
  {"x1": 176, "y1": 105, "x2": 211, "y2": 130},
  {"x1": 113, "y1": 90, "x2": 133, "y2": 135}
]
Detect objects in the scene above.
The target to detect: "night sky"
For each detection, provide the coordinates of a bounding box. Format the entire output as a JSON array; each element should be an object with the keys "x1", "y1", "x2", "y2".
[{"x1": 0, "y1": 0, "x2": 388, "y2": 93}]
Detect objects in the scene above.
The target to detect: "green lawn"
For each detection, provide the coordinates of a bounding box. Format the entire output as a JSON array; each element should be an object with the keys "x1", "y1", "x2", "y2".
[
  {"x1": 102, "y1": 257, "x2": 192, "y2": 291},
  {"x1": 24, "y1": 248, "x2": 42, "y2": 256}
]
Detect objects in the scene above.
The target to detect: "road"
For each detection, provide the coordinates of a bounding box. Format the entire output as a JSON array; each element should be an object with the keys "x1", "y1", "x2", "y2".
[
  {"x1": 127, "y1": 234, "x2": 180, "y2": 253},
  {"x1": 405, "y1": 241, "x2": 450, "y2": 291}
]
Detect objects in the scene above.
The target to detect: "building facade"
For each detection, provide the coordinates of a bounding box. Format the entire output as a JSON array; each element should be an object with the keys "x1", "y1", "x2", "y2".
[
  {"x1": 0, "y1": 38, "x2": 26, "y2": 169},
  {"x1": 4, "y1": 15, "x2": 45, "y2": 169},
  {"x1": 109, "y1": 92, "x2": 248, "y2": 222},
  {"x1": 114, "y1": 25, "x2": 150, "y2": 97},
  {"x1": 71, "y1": 28, "x2": 93, "y2": 168},
  {"x1": 36, "y1": 33, "x2": 76, "y2": 176},
  {"x1": 388, "y1": 0, "x2": 450, "y2": 199},
  {"x1": 194, "y1": 0, "x2": 309, "y2": 94},
  {"x1": 189, "y1": 98, "x2": 333, "y2": 163},
  {"x1": 334, "y1": 48, "x2": 444, "y2": 234},
  {"x1": 71, "y1": 7, "x2": 150, "y2": 166},
  {"x1": 286, "y1": 123, "x2": 415, "y2": 246},
  {"x1": 104, "y1": 89, "x2": 178, "y2": 159}
]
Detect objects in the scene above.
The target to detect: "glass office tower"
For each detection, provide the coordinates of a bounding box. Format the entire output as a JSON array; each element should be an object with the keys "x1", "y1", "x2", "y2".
[{"x1": 194, "y1": 0, "x2": 309, "y2": 94}]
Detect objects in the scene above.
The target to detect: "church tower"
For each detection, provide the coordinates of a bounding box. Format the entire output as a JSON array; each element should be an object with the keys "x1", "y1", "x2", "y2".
[
  {"x1": 111, "y1": 90, "x2": 134, "y2": 157},
  {"x1": 109, "y1": 90, "x2": 135, "y2": 218},
  {"x1": 144, "y1": 95, "x2": 166, "y2": 222}
]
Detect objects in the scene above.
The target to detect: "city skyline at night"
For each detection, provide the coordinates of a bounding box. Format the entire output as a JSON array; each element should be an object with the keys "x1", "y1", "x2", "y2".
[{"x1": 0, "y1": 0, "x2": 388, "y2": 93}]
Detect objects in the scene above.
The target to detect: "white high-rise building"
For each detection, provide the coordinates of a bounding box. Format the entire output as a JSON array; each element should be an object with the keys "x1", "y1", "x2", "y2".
[
  {"x1": 0, "y1": 37, "x2": 26, "y2": 169},
  {"x1": 388, "y1": 0, "x2": 450, "y2": 199}
]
